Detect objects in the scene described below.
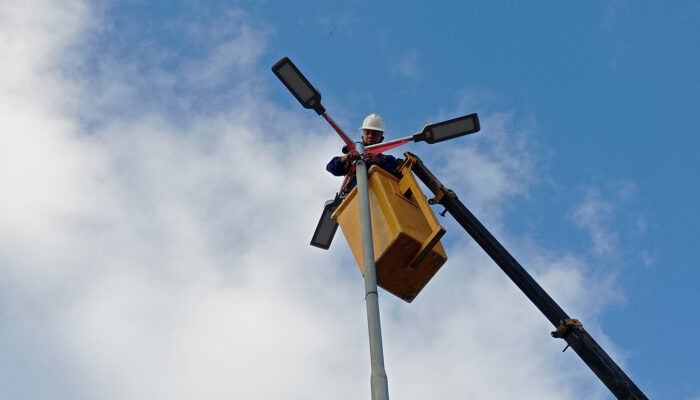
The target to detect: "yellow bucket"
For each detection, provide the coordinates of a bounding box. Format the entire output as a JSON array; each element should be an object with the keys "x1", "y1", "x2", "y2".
[{"x1": 332, "y1": 158, "x2": 447, "y2": 302}]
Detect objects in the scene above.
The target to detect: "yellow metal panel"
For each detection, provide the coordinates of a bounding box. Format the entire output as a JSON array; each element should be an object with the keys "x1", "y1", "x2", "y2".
[{"x1": 332, "y1": 161, "x2": 447, "y2": 302}]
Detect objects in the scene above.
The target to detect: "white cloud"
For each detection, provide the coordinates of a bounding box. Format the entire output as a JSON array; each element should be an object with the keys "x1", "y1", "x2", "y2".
[
  {"x1": 570, "y1": 187, "x2": 619, "y2": 256},
  {"x1": 635, "y1": 215, "x2": 647, "y2": 233},
  {"x1": 0, "y1": 1, "x2": 626, "y2": 399},
  {"x1": 392, "y1": 50, "x2": 421, "y2": 78},
  {"x1": 569, "y1": 180, "x2": 642, "y2": 258},
  {"x1": 430, "y1": 112, "x2": 537, "y2": 224}
]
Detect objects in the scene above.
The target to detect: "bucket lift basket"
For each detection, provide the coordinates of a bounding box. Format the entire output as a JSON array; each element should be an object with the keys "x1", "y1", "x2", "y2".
[{"x1": 332, "y1": 155, "x2": 447, "y2": 302}]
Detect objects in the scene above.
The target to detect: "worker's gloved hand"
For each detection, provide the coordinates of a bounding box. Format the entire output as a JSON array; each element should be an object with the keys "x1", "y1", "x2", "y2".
[
  {"x1": 363, "y1": 152, "x2": 379, "y2": 164},
  {"x1": 343, "y1": 150, "x2": 361, "y2": 163}
]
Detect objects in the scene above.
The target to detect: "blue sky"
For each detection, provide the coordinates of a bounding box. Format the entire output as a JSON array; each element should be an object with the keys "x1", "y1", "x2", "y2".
[{"x1": 1, "y1": 1, "x2": 698, "y2": 399}]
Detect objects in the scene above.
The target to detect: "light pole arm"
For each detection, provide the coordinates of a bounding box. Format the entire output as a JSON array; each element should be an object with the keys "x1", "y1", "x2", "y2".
[
  {"x1": 365, "y1": 135, "x2": 415, "y2": 154},
  {"x1": 321, "y1": 112, "x2": 356, "y2": 152}
]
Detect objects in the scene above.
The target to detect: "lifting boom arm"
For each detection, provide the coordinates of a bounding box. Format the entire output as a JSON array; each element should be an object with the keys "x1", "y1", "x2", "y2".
[{"x1": 407, "y1": 152, "x2": 648, "y2": 400}]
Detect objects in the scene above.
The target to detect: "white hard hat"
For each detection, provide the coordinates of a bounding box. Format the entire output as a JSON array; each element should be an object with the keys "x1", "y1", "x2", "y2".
[{"x1": 359, "y1": 113, "x2": 385, "y2": 132}]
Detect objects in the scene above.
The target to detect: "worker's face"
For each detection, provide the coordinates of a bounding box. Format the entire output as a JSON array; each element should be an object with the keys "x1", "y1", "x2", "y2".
[{"x1": 362, "y1": 129, "x2": 383, "y2": 145}]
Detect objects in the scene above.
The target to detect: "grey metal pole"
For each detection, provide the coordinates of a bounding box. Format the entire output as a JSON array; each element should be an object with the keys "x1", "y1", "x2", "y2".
[{"x1": 355, "y1": 150, "x2": 390, "y2": 400}]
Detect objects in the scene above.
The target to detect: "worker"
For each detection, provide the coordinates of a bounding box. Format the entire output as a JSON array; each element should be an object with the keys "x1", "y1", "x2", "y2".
[{"x1": 326, "y1": 113, "x2": 400, "y2": 193}]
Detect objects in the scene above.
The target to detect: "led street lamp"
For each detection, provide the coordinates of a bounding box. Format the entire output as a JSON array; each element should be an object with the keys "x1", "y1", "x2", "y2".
[
  {"x1": 413, "y1": 113, "x2": 480, "y2": 144},
  {"x1": 310, "y1": 195, "x2": 341, "y2": 249},
  {"x1": 272, "y1": 57, "x2": 325, "y2": 115}
]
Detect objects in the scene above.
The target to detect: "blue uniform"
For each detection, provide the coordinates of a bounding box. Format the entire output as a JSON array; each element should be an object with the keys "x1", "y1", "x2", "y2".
[{"x1": 326, "y1": 153, "x2": 400, "y2": 192}]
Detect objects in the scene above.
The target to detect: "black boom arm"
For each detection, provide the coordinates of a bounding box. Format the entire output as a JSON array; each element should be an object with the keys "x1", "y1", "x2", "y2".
[{"x1": 407, "y1": 152, "x2": 648, "y2": 400}]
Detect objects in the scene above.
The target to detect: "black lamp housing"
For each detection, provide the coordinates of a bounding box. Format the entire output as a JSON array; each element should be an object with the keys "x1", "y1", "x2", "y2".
[
  {"x1": 310, "y1": 195, "x2": 342, "y2": 249},
  {"x1": 413, "y1": 113, "x2": 480, "y2": 144},
  {"x1": 272, "y1": 57, "x2": 326, "y2": 115}
]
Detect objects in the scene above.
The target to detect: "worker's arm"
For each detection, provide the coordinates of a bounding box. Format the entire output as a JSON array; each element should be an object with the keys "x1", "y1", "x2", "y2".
[
  {"x1": 326, "y1": 151, "x2": 361, "y2": 176},
  {"x1": 372, "y1": 154, "x2": 398, "y2": 174}
]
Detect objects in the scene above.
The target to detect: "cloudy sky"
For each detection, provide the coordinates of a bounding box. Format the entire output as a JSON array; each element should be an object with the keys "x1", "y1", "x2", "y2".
[{"x1": 1, "y1": 1, "x2": 698, "y2": 399}]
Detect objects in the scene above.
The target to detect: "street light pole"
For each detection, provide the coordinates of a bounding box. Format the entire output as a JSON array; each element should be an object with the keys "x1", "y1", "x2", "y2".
[
  {"x1": 273, "y1": 56, "x2": 389, "y2": 399},
  {"x1": 355, "y1": 147, "x2": 390, "y2": 400}
]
